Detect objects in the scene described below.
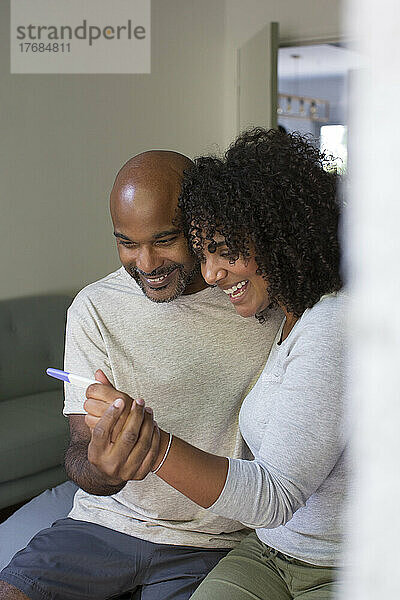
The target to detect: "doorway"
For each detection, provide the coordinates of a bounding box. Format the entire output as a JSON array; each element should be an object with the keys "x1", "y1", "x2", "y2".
[{"x1": 277, "y1": 43, "x2": 364, "y2": 172}]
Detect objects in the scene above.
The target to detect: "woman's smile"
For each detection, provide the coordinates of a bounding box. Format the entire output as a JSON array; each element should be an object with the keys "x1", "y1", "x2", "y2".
[
  {"x1": 222, "y1": 279, "x2": 249, "y2": 302},
  {"x1": 200, "y1": 237, "x2": 270, "y2": 318}
]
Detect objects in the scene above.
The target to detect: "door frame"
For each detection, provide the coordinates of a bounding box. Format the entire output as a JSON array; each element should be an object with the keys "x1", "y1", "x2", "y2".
[
  {"x1": 234, "y1": 32, "x2": 352, "y2": 138},
  {"x1": 279, "y1": 35, "x2": 350, "y2": 48}
]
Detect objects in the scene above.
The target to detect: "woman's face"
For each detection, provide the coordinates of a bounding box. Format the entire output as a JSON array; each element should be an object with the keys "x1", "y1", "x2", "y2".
[{"x1": 200, "y1": 234, "x2": 270, "y2": 318}]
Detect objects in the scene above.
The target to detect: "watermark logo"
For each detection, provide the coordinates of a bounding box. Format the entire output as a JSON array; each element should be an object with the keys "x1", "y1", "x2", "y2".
[{"x1": 11, "y1": 0, "x2": 150, "y2": 74}]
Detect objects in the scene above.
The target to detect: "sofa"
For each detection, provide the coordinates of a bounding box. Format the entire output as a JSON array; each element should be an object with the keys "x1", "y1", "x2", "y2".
[{"x1": 0, "y1": 294, "x2": 73, "y2": 509}]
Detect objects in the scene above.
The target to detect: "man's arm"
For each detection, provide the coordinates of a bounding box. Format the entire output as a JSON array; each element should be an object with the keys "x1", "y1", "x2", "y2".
[
  {"x1": 65, "y1": 415, "x2": 127, "y2": 496},
  {"x1": 65, "y1": 398, "x2": 161, "y2": 496}
]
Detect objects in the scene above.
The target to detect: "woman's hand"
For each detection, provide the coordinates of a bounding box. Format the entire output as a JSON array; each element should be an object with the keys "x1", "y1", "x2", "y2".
[
  {"x1": 84, "y1": 369, "x2": 145, "y2": 442},
  {"x1": 87, "y1": 397, "x2": 160, "y2": 483},
  {"x1": 83, "y1": 370, "x2": 160, "y2": 481}
]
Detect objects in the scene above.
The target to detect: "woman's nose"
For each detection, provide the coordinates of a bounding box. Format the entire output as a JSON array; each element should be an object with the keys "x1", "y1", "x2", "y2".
[{"x1": 201, "y1": 259, "x2": 227, "y2": 285}]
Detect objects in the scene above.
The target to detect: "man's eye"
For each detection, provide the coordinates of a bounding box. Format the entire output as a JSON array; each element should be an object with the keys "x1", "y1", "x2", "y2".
[
  {"x1": 155, "y1": 237, "x2": 178, "y2": 246},
  {"x1": 119, "y1": 240, "x2": 135, "y2": 248}
]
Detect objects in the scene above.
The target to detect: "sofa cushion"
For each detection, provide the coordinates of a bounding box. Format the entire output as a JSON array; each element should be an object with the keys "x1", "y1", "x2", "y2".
[
  {"x1": 0, "y1": 295, "x2": 72, "y2": 401},
  {"x1": 0, "y1": 390, "x2": 69, "y2": 483},
  {"x1": 0, "y1": 466, "x2": 68, "y2": 510}
]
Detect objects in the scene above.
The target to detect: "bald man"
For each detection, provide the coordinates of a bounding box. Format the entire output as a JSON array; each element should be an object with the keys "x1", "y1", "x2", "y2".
[
  {"x1": 0, "y1": 151, "x2": 282, "y2": 600},
  {"x1": 110, "y1": 150, "x2": 203, "y2": 303}
]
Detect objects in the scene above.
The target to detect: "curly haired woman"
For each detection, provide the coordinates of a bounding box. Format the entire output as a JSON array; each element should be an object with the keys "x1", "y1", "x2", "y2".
[
  {"x1": 86, "y1": 128, "x2": 348, "y2": 599},
  {"x1": 175, "y1": 128, "x2": 347, "y2": 599}
]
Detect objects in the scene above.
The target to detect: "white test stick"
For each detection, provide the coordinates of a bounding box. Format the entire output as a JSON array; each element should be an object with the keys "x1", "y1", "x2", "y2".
[{"x1": 46, "y1": 368, "x2": 98, "y2": 388}]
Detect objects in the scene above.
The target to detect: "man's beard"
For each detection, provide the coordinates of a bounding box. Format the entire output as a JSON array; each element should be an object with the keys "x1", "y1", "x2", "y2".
[{"x1": 127, "y1": 262, "x2": 201, "y2": 303}]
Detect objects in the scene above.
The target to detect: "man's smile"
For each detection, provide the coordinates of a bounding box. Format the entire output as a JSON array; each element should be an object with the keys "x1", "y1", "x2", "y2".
[{"x1": 139, "y1": 268, "x2": 179, "y2": 290}]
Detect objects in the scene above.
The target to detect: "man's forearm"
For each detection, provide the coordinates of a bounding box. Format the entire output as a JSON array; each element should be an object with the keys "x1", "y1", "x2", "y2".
[{"x1": 65, "y1": 441, "x2": 126, "y2": 496}]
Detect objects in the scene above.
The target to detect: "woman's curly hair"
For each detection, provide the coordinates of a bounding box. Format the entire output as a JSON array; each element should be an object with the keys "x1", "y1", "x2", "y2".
[{"x1": 178, "y1": 127, "x2": 342, "y2": 317}]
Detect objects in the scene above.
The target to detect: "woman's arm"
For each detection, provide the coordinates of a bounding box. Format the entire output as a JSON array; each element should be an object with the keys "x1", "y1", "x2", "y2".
[
  {"x1": 148, "y1": 311, "x2": 348, "y2": 527},
  {"x1": 153, "y1": 430, "x2": 228, "y2": 508}
]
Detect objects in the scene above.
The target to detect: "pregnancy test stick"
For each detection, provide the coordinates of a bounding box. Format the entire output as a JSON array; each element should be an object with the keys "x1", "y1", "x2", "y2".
[{"x1": 46, "y1": 368, "x2": 98, "y2": 388}]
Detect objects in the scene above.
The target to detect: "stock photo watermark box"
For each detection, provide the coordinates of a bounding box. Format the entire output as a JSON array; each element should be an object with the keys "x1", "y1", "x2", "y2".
[{"x1": 10, "y1": 0, "x2": 151, "y2": 73}]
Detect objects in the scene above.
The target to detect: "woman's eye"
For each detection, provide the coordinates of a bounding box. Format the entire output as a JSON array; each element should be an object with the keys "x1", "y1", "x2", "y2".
[
  {"x1": 220, "y1": 251, "x2": 238, "y2": 264},
  {"x1": 219, "y1": 251, "x2": 233, "y2": 259}
]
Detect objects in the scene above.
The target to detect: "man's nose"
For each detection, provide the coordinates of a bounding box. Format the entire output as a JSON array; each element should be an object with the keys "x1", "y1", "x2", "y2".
[
  {"x1": 135, "y1": 246, "x2": 162, "y2": 274},
  {"x1": 201, "y1": 258, "x2": 227, "y2": 285}
]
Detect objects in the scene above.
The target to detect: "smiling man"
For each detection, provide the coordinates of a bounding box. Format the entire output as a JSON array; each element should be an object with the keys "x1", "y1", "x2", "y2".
[
  {"x1": 110, "y1": 151, "x2": 204, "y2": 302},
  {"x1": 0, "y1": 150, "x2": 282, "y2": 600}
]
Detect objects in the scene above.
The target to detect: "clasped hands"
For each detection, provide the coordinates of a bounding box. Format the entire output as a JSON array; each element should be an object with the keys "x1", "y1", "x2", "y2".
[{"x1": 83, "y1": 370, "x2": 161, "y2": 486}]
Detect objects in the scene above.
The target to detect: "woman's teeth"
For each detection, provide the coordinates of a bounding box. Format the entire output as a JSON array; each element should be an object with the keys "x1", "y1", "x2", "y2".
[{"x1": 223, "y1": 280, "x2": 249, "y2": 298}]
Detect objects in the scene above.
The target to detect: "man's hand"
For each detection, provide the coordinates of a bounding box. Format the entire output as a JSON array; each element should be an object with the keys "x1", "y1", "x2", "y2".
[{"x1": 87, "y1": 397, "x2": 160, "y2": 483}]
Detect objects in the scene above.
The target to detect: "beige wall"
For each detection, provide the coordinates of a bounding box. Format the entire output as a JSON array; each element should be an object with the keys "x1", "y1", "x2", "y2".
[
  {"x1": 1, "y1": 0, "x2": 226, "y2": 299},
  {"x1": 1, "y1": 0, "x2": 342, "y2": 300}
]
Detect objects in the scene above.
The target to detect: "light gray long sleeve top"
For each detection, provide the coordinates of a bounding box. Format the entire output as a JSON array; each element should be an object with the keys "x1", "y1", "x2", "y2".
[{"x1": 209, "y1": 293, "x2": 349, "y2": 566}]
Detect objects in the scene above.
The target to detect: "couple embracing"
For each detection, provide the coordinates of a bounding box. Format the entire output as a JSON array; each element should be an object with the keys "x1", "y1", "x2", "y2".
[{"x1": 0, "y1": 128, "x2": 347, "y2": 600}]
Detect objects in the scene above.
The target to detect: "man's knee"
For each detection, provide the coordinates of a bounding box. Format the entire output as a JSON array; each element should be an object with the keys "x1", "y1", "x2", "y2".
[{"x1": 0, "y1": 580, "x2": 30, "y2": 599}]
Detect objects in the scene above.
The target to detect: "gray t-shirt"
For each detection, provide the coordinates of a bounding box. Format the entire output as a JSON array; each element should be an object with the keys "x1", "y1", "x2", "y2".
[
  {"x1": 209, "y1": 293, "x2": 348, "y2": 565},
  {"x1": 64, "y1": 267, "x2": 283, "y2": 548}
]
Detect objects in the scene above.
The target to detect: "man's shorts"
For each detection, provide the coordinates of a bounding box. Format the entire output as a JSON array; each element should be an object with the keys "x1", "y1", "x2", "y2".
[{"x1": 0, "y1": 518, "x2": 230, "y2": 600}]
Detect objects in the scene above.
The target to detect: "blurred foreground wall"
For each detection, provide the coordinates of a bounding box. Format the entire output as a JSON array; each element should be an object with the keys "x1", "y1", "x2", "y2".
[{"x1": 344, "y1": 0, "x2": 400, "y2": 597}]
